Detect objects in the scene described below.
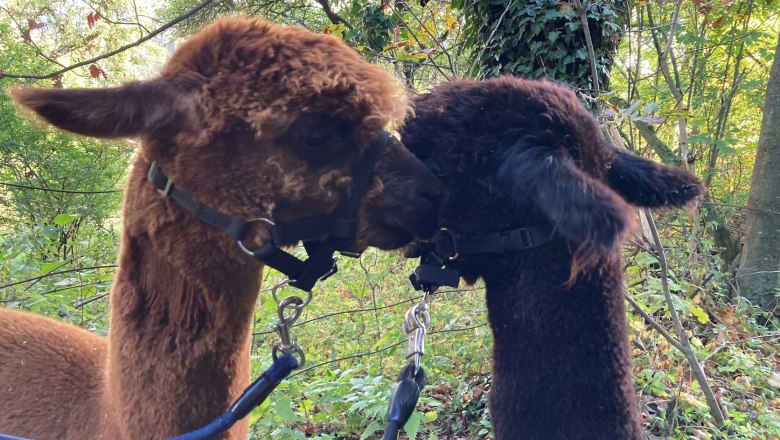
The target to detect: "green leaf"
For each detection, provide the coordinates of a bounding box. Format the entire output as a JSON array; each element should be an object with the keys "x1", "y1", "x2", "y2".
[
  {"x1": 714, "y1": 139, "x2": 737, "y2": 156},
  {"x1": 40, "y1": 261, "x2": 66, "y2": 273},
  {"x1": 53, "y1": 213, "x2": 79, "y2": 226},
  {"x1": 360, "y1": 421, "x2": 382, "y2": 440},
  {"x1": 274, "y1": 396, "x2": 299, "y2": 423},
  {"x1": 404, "y1": 411, "x2": 422, "y2": 439}
]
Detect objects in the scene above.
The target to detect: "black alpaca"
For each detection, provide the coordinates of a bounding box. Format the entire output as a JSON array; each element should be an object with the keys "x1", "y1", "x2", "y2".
[{"x1": 401, "y1": 76, "x2": 703, "y2": 440}]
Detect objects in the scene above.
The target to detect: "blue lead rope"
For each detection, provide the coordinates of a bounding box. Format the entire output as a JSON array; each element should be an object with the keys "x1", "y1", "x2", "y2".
[
  {"x1": 170, "y1": 352, "x2": 299, "y2": 440},
  {"x1": 0, "y1": 353, "x2": 299, "y2": 440},
  {"x1": 0, "y1": 434, "x2": 31, "y2": 440}
]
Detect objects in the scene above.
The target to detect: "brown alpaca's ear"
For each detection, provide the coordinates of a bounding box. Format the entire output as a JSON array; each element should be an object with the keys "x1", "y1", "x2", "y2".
[
  {"x1": 498, "y1": 145, "x2": 635, "y2": 276},
  {"x1": 607, "y1": 151, "x2": 704, "y2": 209},
  {"x1": 11, "y1": 80, "x2": 192, "y2": 139}
]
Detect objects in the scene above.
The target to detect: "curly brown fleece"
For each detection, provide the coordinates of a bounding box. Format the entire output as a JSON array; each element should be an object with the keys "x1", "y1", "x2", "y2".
[{"x1": 1, "y1": 17, "x2": 442, "y2": 440}]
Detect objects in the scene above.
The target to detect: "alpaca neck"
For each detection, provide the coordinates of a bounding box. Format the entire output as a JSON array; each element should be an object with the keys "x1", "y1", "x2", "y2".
[
  {"x1": 106, "y1": 160, "x2": 264, "y2": 439},
  {"x1": 478, "y1": 240, "x2": 643, "y2": 439}
]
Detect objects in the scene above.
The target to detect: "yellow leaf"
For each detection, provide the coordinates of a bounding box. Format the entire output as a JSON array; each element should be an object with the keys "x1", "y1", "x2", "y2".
[{"x1": 691, "y1": 305, "x2": 710, "y2": 324}]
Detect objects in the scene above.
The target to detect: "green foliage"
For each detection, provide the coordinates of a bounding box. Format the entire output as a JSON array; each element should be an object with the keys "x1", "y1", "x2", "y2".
[
  {"x1": 246, "y1": 251, "x2": 493, "y2": 439},
  {"x1": 1, "y1": 1, "x2": 778, "y2": 439},
  {"x1": 624, "y1": 213, "x2": 780, "y2": 439},
  {"x1": 350, "y1": 6, "x2": 394, "y2": 53},
  {"x1": 0, "y1": 0, "x2": 164, "y2": 325},
  {"x1": 463, "y1": 0, "x2": 626, "y2": 92}
]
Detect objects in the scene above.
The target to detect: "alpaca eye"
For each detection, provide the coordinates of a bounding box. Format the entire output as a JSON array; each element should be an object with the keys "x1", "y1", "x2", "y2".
[{"x1": 300, "y1": 127, "x2": 334, "y2": 148}]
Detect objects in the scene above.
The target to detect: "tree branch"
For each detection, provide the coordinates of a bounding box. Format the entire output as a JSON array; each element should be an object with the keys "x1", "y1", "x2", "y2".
[
  {"x1": 572, "y1": 0, "x2": 600, "y2": 96},
  {"x1": 314, "y1": 0, "x2": 353, "y2": 30},
  {"x1": 643, "y1": 209, "x2": 726, "y2": 425},
  {"x1": 646, "y1": 1, "x2": 693, "y2": 173},
  {"x1": 0, "y1": 182, "x2": 121, "y2": 194},
  {"x1": 623, "y1": 289, "x2": 686, "y2": 352},
  {"x1": 1, "y1": 0, "x2": 216, "y2": 80}
]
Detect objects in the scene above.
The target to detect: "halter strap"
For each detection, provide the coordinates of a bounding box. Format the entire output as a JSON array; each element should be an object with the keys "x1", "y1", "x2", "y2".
[
  {"x1": 148, "y1": 130, "x2": 393, "y2": 292},
  {"x1": 408, "y1": 226, "x2": 554, "y2": 293}
]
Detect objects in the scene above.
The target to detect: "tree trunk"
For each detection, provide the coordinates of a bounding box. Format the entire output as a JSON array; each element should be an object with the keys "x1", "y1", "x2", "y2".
[{"x1": 735, "y1": 32, "x2": 780, "y2": 314}]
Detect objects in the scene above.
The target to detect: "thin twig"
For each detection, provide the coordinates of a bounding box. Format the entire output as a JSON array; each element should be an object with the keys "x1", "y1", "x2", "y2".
[
  {"x1": 0, "y1": 182, "x2": 121, "y2": 194},
  {"x1": 475, "y1": 0, "x2": 516, "y2": 71},
  {"x1": 288, "y1": 323, "x2": 487, "y2": 377},
  {"x1": 1, "y1": 0, "x2": 216, "y2": 80},
  {"x1": 644, "y1": 209, "x2": 726, "y2": 425},
  {"x1": 0, "y1": 265, "x2": 118, "y2": 290},
  {"x1": 623, "y1": 289, "x2": 686, "y2": 352},
  {"x1": 253, "y1": 287, "x2": 483, "y2": 336}
]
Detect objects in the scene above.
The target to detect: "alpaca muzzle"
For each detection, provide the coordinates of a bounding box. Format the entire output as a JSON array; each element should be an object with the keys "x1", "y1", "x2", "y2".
[{"x1": 147, "y1": 130, "x2": 393, "y2": 292}]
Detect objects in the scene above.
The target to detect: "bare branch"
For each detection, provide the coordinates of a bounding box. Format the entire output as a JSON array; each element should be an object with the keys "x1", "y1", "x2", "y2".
[
  {"x1": 0, "y1": 265, "x2": 118, "y2": 291},
  {"x1": 646, "y1": 1, "x2": 693, "y2": 173},
  {"x1": 623, "y1": 289, "x2": 686, "y2": 352},
  {"x1": 0, "y1": 182, "x2": 121, "y2": 194},
  {"x1": 643, "y1": 209, "x2": 726, "y2": 425},
  {"x1": 314, "y1": 0, "x2": 353, "y2": 30},
  {"x1": 1, "y1": 0, "x2": 217, "y2": 80},
  {"x1": 572, "y1": 0, "x2": 600, "y2": 96}
]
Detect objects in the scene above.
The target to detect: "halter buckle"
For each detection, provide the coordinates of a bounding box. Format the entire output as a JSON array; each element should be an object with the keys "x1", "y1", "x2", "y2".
[{"x1": 147, "y1": 161, "x2": 173, "y2": 196}]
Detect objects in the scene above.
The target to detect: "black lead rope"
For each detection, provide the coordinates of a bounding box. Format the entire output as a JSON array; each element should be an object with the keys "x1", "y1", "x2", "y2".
[
  {"x1": 382, "y1": 363, "x2": 427, "y2": 440},
  {"x1": 380, "y1": 226, "x2": 554, "y2": 439}
]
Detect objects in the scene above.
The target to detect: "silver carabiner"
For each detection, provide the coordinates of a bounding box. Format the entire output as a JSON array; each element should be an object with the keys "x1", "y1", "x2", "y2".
[
  {"x1": 404, "y1": 303, "x2": 431, "y2": 374},
  {"x1": 270, "y1": 279, "x2": 311, "y2": 368},
  {"x1": 272, "y1": 340, "x2": 306, "y2": 367},
  {"x1": 272, "y1": 279, "x2": 312, "y2": 309}
]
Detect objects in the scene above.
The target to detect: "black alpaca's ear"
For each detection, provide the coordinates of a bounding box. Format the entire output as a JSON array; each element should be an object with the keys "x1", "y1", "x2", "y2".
[
  {"x1": 498, "y1": 146, "x2": 634, "y2": 276},
  {"x1": 11, "y1": 80, "x2": 193, "y2": 138},
  {"x1": 607, "y1": 151, "x2": 704, "y2": 208}
]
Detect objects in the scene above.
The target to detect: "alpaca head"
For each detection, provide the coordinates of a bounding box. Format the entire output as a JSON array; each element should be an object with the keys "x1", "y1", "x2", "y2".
[
  {"x1": 11, "y1": 17, "x2": 442, "y2": 251},
  {"x1": 401, "y1": 76, "x2": 703, "y2": 276}
]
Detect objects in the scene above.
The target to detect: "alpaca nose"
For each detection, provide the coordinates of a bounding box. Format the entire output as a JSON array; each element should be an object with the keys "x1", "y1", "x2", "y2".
[
  {"x1": 408, "y1": 175, "x2": 444, "y2": 239},
  {"x1": 414, "y1": 172, "x2": 444, "y2": 211},
  {"x1": 420, "y1": 178, "x2": 444, "y2": 207}
]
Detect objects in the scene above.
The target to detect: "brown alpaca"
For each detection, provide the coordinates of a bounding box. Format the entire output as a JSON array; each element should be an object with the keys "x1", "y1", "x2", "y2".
[
  {"x1": 0, "y1": 18, "x2": 443, "y2": 440},
  {"x1": 401, "y1": 76, "x2": 703, "y2": 439}
]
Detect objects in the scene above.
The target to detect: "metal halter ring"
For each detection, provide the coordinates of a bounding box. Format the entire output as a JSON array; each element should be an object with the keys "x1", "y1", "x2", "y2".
[
  {"x1": 236, "y1": 217, "x2": 277, "y2": 257},
  {"x1": 273, "y1": 341, "x2": 306, "y2": 367},
  {"x1": 277, "y1": 295, "x2": 306, "y2": 325},
  {"x1": 405, "y1": 303, "x2": 431, "y2": 332},
  {"x1": 272, "y1": 279, "x2": 312, "y2": 308},
  {"x1": 438, "y1": 228, "x2": 460, "y2": 262}
]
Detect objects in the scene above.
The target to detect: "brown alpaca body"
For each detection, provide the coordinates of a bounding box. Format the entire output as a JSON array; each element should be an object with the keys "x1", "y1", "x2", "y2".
[
  {"x1": 401, "y1": 76, "x2": 703, "y2": 439},
  {"x1": 0, "y1": 309, "x2": 108, "y2": 438},
  {"x1": 1, "y1": 158, "x2": 264, "y2": 439},
  {"x1": 2, "y1": 18, "x2": 442, "y2": 439}
]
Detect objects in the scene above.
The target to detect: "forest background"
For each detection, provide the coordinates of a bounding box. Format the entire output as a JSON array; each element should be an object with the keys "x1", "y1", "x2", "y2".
[{"x1": 1, "y1": 0, "x2": 778, "y2": 439}]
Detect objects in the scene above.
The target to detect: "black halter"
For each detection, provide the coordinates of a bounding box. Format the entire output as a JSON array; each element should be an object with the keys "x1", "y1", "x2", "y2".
[
  {"x1": 148, "y1": 131, "x2": 392, "y2": 292},
  {"x1": 408, "y1": 225, "x2": 554, "y2": 293}
]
